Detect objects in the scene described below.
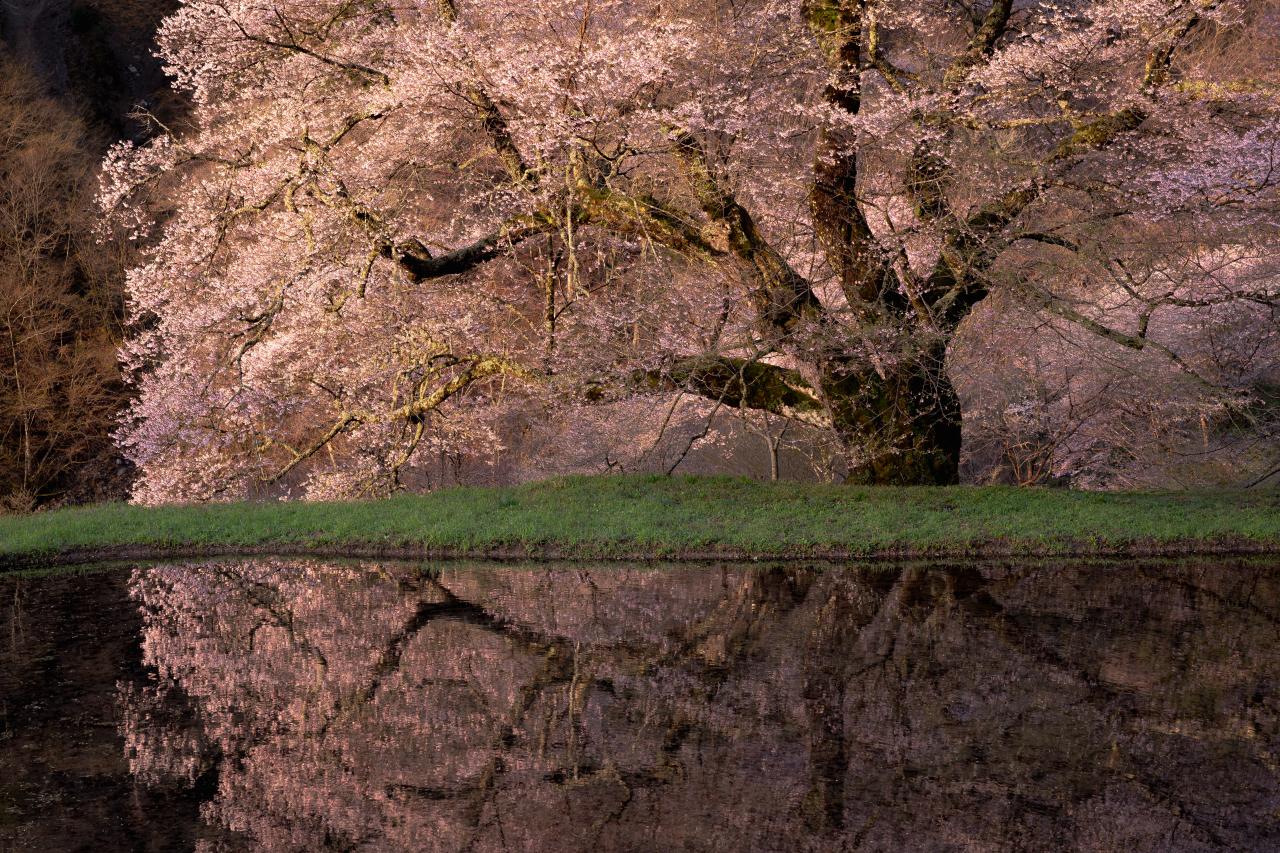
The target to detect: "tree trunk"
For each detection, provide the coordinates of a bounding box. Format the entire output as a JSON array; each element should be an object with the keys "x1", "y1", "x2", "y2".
[{"x1": 821, "y1": 343, "x2": 962, "y2": 486}]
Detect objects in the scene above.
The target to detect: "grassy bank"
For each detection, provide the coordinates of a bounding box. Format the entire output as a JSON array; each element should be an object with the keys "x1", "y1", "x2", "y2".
[{"x1": 2, "y1": 475, "x2": 1278, "y2": 568}]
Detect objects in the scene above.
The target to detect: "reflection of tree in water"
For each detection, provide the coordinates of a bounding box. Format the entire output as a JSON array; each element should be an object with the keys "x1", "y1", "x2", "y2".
[{"x1": 121, "y1": 559, "x2": 1280, "y2": 851}]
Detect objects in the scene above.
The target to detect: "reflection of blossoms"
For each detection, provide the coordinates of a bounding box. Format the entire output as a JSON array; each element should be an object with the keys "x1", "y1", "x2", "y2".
[
  {"x1": 119, "y1": 679, "x2": 210, "y2": 787},
  {"x1": 122, "y1": 558, "x2": 1280, "y2": 851}
]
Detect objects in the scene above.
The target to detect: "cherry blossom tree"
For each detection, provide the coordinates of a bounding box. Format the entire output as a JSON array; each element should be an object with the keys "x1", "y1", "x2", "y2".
[{"x1": 102, "y1": 0, "x2": 1280, "y2": 500}]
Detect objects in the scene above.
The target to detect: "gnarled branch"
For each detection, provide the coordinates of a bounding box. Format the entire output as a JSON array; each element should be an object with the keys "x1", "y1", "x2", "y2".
[
  {"x1": 633, "y1": 355, "x2": 832, "y2": 429},
  {"x1": 943, "y1": 0, "x2": 1014, "y2": 89},
  {"x1": 668, "y1": 130, "x2": 823, "y2": 335}
]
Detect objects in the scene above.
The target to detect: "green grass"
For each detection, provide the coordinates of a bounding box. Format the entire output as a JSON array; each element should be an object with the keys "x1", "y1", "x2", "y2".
[{"x1": 1, "y1": 474, "x2": 1278, "y2": 566}]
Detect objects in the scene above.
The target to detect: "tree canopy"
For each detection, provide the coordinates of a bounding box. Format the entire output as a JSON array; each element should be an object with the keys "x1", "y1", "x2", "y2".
[{"x1": 103, "y1": 0, "x2": 1280, "y2": 501}]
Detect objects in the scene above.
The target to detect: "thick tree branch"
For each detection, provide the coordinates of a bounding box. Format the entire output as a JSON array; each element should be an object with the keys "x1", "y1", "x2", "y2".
[
  {"x1": 943, "y1": 0, "x2": 1014, "y2": 89},
  {"x1": 803, "y1": 1, "x2": 906, "y2": 316},
  {"x1": 633, "y1": 355, "x2": 832, "y2": 429},
  {"x1": 930, "y1": 113, "x2": 1221, "y2": 327},
  {"x1": 266, "y1": 412, "x2": 364, "y2": 483},
  {"x1": 466, "y1": 87, "x2": 538, "y2": 186},
  {"x1": 1143, "y1": 2, "x2": 1222, "y2": 91},
  {"x1": 389, "y1": 216, "x2": 557, "y2": 282},
  {"x1": 436, "y1": 0, "x2": 537, "y2": 186},
  {"x1": 918, "y1": 4, "x2": 1213, "y2": 330},
  {"x1": 576, "y1": 184, "x2": 726, "y2": 259},
  {"x1": 389, "y1": 188, "x2": 725, "y2": 284},
  {"x1": 391, "y1": 356, "x2": 536, "y2": 423},
  {"x1": 865, "y1": 7, "x2": 916, "y2": 93},
  {"x1": 668, "y1": 129, "x2": 823, "y2": 335}
]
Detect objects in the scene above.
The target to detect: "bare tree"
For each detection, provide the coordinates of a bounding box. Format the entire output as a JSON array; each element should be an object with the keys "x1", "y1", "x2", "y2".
[{"x1": 0, "y1": 60, "x2": 127, "y2": 511}]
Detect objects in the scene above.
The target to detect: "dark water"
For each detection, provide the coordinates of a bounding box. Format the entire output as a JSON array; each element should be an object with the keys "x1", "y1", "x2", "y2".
[{"x1": 2, "y1": 558, "x2": 1279, "y2": 852}]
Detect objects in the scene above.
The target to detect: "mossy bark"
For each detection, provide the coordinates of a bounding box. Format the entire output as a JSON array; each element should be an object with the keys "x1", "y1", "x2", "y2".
[{"x1": 822, "y1": 344, "x2": 962, "y2": 485}]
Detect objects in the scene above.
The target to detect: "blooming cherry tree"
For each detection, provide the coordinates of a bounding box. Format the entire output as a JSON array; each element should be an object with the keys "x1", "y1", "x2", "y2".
[{"x1": 103, "y1": 0, "x2": 1280, "y2": 500}]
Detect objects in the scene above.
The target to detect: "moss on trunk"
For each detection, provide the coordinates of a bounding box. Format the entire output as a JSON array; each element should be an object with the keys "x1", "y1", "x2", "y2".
[{"x1": 824, "y1": 344, "x2": 962, "y2": 485}]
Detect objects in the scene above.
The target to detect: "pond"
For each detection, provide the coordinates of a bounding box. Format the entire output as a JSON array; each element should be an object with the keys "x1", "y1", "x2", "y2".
[{"x1": 2, "y1": 558, "x2": 1278, "y2": 851}]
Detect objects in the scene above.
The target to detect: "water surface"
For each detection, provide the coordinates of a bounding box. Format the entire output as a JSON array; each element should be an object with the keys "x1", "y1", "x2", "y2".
[{"x1": 2, "y1": 558, "x2": 1278, "y2": 851}]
